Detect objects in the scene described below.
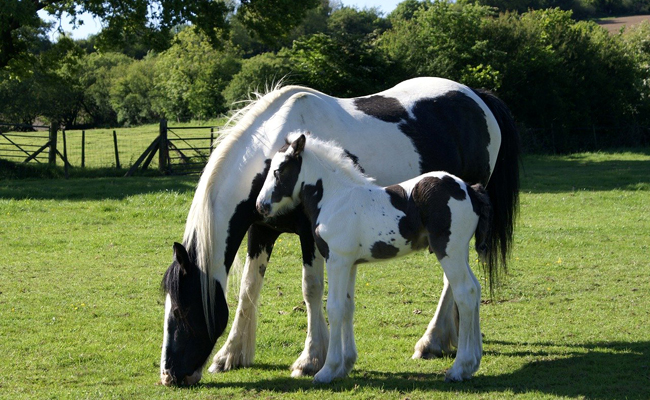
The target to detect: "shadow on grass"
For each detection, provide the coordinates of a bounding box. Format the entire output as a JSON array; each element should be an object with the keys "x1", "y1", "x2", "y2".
[
  {"x1": 521, "y1": 153, "x2": 650, "y2": 193},
  {"x1": 2, "y1": 150, "x2": 649, "y2": 201},
  {"x1": 200, "y1": 340, "x2": 649, "y2": 400}
]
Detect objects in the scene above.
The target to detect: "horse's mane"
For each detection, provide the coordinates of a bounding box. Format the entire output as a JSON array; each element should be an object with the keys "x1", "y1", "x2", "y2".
[
  {"x1": 182, "y1": 82, "x2": 308, "y2": 333},
  {"x1": 287, "y1": 132, "x2": 374, "y2": 187}
]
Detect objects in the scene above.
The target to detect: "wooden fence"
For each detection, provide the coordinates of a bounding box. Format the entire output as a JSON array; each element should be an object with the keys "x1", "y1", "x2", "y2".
[
  {"x1": 125, "y1": 120, "x2": 215, "y2": 176},
  {"x1": 0, "y1": 120, "x2": 216, "y2": 176}
]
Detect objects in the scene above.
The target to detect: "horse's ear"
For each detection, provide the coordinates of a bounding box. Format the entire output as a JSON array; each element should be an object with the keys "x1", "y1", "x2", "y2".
[
  {"x1": 291, "y1": 134, "x2": 306, "y2": 156},
  {"x1": 173, "y1": 242, "x2": 190, "y2": 276}
]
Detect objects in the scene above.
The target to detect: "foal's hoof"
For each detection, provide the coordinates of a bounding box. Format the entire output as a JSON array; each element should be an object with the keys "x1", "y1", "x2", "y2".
[{"x1": 313, "y1": 366, "x2": 345, "y2": 384}]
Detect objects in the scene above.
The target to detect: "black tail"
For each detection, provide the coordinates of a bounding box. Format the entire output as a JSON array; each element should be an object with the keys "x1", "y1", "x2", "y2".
[
  {"x1": 473, "y1": 89, "x2": 521, "y2": 290},
  {"x1": 468, "y1": 183, "x2": 497, "y2": 294}
]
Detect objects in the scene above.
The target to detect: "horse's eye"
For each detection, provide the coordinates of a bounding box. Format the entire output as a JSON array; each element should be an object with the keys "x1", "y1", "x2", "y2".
[{"x1": 273, "y1": 169, "x2": 281, "y2": 180}]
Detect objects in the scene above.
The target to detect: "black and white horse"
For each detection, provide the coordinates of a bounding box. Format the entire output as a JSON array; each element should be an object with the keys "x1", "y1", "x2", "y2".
[
  {"x1": 256, "y1": 133, "x2": 494, "y2": 382},
  {"x1": 159, "y1": 77, "x2": 520, "y2": 386}
]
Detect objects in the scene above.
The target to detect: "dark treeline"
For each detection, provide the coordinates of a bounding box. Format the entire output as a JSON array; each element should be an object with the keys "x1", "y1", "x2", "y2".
[{"x1": 2, "y1": 0, "x2": 650, "y2": 152}]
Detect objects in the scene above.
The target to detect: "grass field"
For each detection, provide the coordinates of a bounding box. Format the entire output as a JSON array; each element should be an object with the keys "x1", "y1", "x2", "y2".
[{"x1": 0, "y1": 149, "x2": 649, "y2": 399}]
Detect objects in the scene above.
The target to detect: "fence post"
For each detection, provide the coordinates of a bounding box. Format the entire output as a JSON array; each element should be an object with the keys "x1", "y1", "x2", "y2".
[
  {"x1": 210, "y1": 128, "x2": 214, "y2": 154},
  {"x1": 81, "y1": 130, "x2": 85, "y2": 168},
  {"x1": 113, "y1": 130, "x2": 121, "y2": 169},
  {"x1": 48, "y1": 122, "x2": 58, "y2": 165},
  {"x1": 159, "y1": 119, "x2": 168, "y2": 173},
  {"x1": 62, "y1": 130, "x2": 69, "y2": 179}
]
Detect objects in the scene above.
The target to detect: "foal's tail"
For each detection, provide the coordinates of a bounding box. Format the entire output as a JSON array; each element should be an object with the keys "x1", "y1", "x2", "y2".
[{"x1": 468, "y1": 183, "x2": 499, "y2": 295}]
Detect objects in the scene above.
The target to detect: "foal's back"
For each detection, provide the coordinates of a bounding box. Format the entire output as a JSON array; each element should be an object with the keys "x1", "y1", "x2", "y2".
[{"x1": 316, "y1": 171, "x2": 482, "y2": 265}]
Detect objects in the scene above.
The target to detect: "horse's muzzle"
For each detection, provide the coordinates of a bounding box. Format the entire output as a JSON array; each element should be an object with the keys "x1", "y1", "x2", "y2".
[
  {"x1": 256, "y1": 201, "x2": 271, "y2": 217},
  {"x1": 160, "y1": 369, "x2": 202, "y2": 386}
]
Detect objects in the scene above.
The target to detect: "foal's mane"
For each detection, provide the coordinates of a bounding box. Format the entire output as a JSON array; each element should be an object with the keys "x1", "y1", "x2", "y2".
[{"x1": 288, "y1": 132, "x2": 373, "y2": 187}]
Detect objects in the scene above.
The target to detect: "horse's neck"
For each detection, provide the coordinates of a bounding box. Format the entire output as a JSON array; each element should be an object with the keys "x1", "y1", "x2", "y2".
[{"x1": 185, "y1": 89, "x2": 320, "y2": 283}]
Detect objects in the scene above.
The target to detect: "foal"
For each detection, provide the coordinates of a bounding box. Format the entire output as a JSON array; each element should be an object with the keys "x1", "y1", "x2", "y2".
[{"x1": 256, "y1": 133, "x2": 494, "y2": 383}]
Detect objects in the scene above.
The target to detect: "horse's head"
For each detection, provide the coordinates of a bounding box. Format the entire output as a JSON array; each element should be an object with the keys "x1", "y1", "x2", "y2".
[
  {"x1": 160, "y1": 242, "x2": 227, "y2": 386},
  {"x1": 256, "y1": 133, "x2": 306, "y2": 218}
]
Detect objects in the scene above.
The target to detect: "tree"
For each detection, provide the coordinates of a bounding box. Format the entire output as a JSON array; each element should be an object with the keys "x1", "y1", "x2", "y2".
[
  {"x1": 154, "y1": 28, "x2": 241, "y2": 121},
  {"x1": 110, "y1": 54, "x2": 160, "y2": 125},
  {"x1": 288, "y1": 6, "x2": 396, "y2": 97},
  {"x1": 1, "y1": 0, "x2": 318, "y2": 69},
  {"x1": 223, "y1": 51, "x2": 293, "y2": 105},
  {"x1": 79, "y1": 52, "x2": 134, "y2": 125},
  {"x1": 381, "y1": 1, "x2": 495, "y2": 82}
]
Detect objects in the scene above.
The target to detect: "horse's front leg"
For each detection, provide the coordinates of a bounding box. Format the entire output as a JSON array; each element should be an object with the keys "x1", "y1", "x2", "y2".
[
  {"x1": 314, "y1": 258, "x2": 353, "y2": 384},
  {"x1": 209, "y1": 224, "x2": 280, "y2": 373},
  {"x1": 291, "y1": 232, "x2": 329, "y2": 377},
  {"x1": 413, "y1": 273, "x2": 459, "y2": 360}
]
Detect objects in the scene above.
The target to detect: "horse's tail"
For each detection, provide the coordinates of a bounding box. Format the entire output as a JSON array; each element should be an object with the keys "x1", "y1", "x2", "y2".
[
  {"x1": 473, "y1": 89, "x2": 521, "y2": 289},
  {"x1": 468, "y1": 183, "x2": 496, "y2": 293}
]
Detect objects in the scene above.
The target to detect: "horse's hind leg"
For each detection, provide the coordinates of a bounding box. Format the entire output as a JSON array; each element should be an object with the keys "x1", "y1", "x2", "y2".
[
  {"x1": 413, "y1": 274, "x2": 459, "y2": 359},
  {"x1": 438, "y1": 253, "x2": 482, "y2": 382},
  {"x1": 210, "y1": 224, "x2": 279, "y2": 373},
  {"x1": 291, "y1": 249, "x2": 329, "y2": 377}
]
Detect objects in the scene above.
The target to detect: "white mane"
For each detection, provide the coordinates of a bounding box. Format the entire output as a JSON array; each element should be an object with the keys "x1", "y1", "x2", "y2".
[
  {"x1": 182, "y1": 82, "x2": 312, "y2": 331},
  {"x1": 287, "y1": 132, "x2": 374, "y2": 187}
]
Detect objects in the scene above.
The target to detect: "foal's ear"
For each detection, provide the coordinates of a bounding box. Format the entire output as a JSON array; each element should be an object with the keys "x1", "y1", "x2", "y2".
[
  {"x1": 291, "y1": 134, "x2": 306, "y2": 156},
  {"x1": 173, "y1": 242, "x2": 191, "y2": 276}
]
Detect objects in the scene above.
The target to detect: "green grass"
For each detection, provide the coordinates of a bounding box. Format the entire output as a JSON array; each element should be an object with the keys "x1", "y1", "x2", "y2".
[{"x1": 1, "y1": 150, "x2": 649, "y2": 399}]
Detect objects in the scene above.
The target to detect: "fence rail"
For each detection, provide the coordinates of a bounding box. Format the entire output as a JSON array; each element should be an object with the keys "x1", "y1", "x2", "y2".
[{"x1": 1, "y1": 120, "x2": 217, "y2": 177}]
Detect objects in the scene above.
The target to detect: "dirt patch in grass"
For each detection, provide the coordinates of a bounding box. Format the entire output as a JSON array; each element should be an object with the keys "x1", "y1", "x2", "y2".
[{"x1": 596, "y1": 14, "x2": 650, "y2": 33}]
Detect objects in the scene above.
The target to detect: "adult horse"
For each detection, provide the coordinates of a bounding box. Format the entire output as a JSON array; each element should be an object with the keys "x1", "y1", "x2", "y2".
[{"x1": 159, "y1": 77, "x2": 520, "y2": 386}]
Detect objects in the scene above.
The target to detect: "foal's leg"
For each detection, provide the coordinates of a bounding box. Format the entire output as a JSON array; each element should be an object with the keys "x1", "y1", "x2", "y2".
[
  {"x1": 210, "y1": 225, "x2": 279, "y2": 373},
  {"x1": 314, "y1": 259, "x2": 352, "y2": 384},
  {"x1": 438, "y1": 254, "x2": 482, "y2": 382},
  {"x1": 291, "y1": 249, "x2": 329, "y2": 377},
  {"x1": 413, "y1": 274, "x2": 459, "y2": 359},
  {"x1": 342, "y1": 265, "x2": 358, "y2": 375}
]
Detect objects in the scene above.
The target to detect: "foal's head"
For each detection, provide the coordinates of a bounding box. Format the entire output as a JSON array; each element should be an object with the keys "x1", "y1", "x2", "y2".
[{"x1": 256, "y1": 133, "x2": 306, "y2": 218}]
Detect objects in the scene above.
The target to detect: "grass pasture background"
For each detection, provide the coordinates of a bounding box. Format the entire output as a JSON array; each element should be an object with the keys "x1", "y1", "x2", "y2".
[{"x1": 0, "y1": 149, "x2": 649, "y2": 399}]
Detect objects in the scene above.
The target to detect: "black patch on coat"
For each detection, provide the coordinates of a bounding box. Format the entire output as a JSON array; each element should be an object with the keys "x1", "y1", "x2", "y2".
[
  {"x1": 354, "y1": 95, "x2": 409, "y2": 123},
  {"x1": 271, "y1": 155, "x2": 302, "y2": 204},
  {"x1": 246, "y1": 223, "x2": 281, "y2": 261},
  {"x1": 256, "y1": 206, "x2": 318, "y2": 268},
  {"x1": 300, "y1": 179, "x2": 330, "y2": 260},
  {"x1": 225, "y1": 159, "x2": 271, "y2": 272},
  {"x1": 384, "y1": 184, "x2": 424, "y2": 249},
  {"x1": 370, "y1": 241, "x2": 400, "y2": 259},
  {"x1": 355, "y1": 92, "x2": 492, "y2": 185},
  {"x1": 411, "y1": 175, "x2": 466, "y2": 259},
  {"x1": 343, "y1": 150, "x2": 365, "y2": 173}
]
